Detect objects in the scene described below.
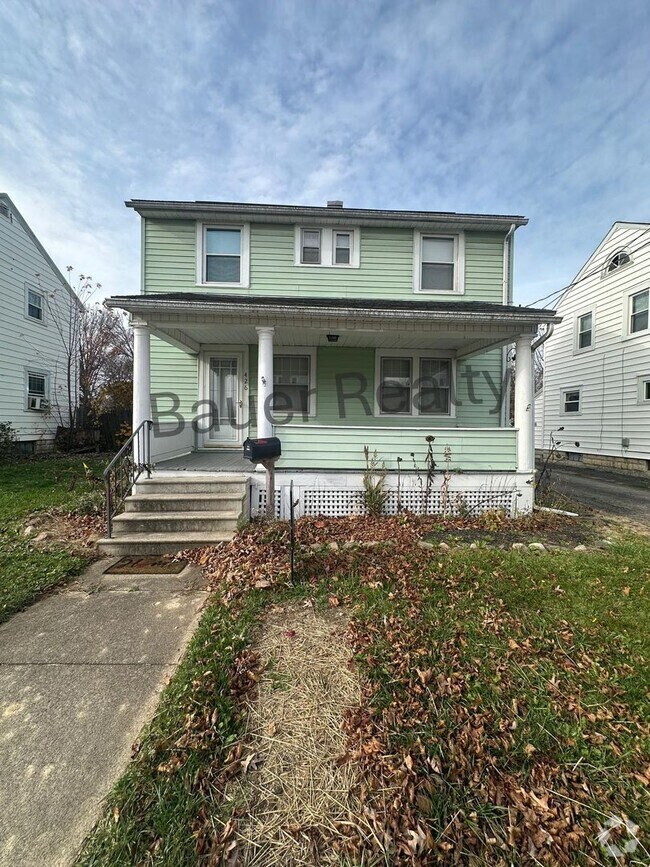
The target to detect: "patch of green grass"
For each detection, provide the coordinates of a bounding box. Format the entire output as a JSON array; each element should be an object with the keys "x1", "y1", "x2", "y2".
[
  {"x1": 0, "y1": 456, "x2": 106, "y2": 621},
  {"x1": 75, "y1": 529, "x2": 650, "y2": 864}
]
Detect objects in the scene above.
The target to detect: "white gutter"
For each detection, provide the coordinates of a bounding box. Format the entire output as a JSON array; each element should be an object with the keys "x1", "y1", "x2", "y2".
[{"x1": 531, "y1": 323, "x2": 554, "y2": 351}]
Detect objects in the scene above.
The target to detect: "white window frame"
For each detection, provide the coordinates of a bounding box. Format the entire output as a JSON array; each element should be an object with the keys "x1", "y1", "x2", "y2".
[
  {"x1": 574, "y1": 310, "x2": 594, "y2": 352},
  {"x1": 196, "y1": 223, "x2": 250, "y2": 288},
  {"x1": 603, "y1": 248, "x2": 632, "y2": 277},
  {"x1": 413, "y1": 231, "x2": 465, "y2": 294},
  {"x1": 561, "y1": 387, "x2": 582, "y2": 415},
  {"x1": 374, "y1": 350, "x2": 455, "y2": 418},
  {"x1": 25, "y1": 285, "x2": 46, "y2": 324},
  {"x1": 626, "y1": 288, "x2": 649, "y2": 337},
  {"x1": 637, "y1": 376, "x2": 650, "y2": 405},
  {"x1": 272, "y1": 347, "x2": 317, "y2": 417},
  {"x1": 25, "y1": 368, "x2": 50, "y2": 411},
  {"x1": 293, "y1": 226, "x2": 360, "y2": 268}
]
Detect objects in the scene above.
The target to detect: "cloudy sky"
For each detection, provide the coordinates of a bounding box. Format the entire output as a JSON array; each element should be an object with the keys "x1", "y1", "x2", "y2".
[{"x1": 1, "y1": 0, "x2": 648, "y2": 306}]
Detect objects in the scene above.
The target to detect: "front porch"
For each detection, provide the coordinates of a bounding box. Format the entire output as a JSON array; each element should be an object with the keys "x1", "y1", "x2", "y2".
[{"x1": 106, "y1": 292, "x2": 560, "y2": 520}]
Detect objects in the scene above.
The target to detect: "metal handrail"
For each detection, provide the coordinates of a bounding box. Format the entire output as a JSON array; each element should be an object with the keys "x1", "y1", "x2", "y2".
[{"x1": 104, "y1": 419, "x2": 153, "y2": 537}]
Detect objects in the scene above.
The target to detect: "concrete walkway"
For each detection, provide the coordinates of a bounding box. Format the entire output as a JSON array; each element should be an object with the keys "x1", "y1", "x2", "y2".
[{"x1": 0, "y1": 559, "x2": 208, "y2": 867}]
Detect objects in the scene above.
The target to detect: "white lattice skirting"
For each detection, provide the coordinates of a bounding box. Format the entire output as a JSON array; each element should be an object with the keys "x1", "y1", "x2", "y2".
[{"x1": 250, "y1": 471, "x2": 534, "y2": 519}]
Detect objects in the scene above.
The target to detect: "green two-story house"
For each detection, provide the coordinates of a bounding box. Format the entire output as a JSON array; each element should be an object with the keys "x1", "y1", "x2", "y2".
[{"x1": 103, "y1": 199, "x2": 559, "y2": 546}]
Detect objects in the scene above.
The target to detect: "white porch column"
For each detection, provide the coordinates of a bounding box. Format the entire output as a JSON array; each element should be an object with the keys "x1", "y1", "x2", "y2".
[
  {"x1": 256, "y1": 326, "x2": 274, "y2": 438},
  {"x1": 132, "y1": 322, "x2": 151, "y2": 464},
  {"x1": 514, "y1": 334, "x2": 534, "y2": 474}
]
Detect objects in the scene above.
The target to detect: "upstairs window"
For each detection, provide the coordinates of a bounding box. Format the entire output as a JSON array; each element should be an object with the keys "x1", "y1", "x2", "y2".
[
  {"x1": 199, "y1": 224, "x2": 250, "y2": 286},
  {"x1": 607, "y1": 250, "x2": 631, "y2": 273},
  {"x1": 639, "y1": 377, "x2": 650, "y2": 403},
  {"x1": 294, "y1": 227, "x2": 360, "y2": 267},
  {"x1": 300, "y1": 229, "x2": 321, "y2": 264},
  {"x1": 562, "y1": 389, "x2": 581, "y2": 414},
  {"x1": 576, "y1": 312, "x2": 593, "y2": 349},
  {"x1": 414, "y1": 232, "x2": 464, "y2": 294},
  {"x1": 630, "y1": 289, "x2": 649, "y2": 334},
  {"x1": 334, "y1": 231, "x2": 351, "y2": 264},
  {"x1": 26, "y1": 287, "x2": 44, "y2": 322}
]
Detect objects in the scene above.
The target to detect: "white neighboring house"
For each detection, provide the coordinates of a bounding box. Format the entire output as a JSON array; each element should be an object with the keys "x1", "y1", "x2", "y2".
[
  {"x1": 536, "y1": 221, "x2": 650, "y2": 473},
  {"x1": 0, "y1": 193, "x2": 81, "y2": 454}
]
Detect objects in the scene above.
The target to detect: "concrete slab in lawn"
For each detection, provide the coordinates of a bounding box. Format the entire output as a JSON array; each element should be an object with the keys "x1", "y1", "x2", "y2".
[{"x1": 0, "y1": 558, "x2": 209, "y2": 867}]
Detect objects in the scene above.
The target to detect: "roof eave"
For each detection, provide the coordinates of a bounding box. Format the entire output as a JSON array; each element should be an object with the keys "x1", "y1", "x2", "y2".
[{"x1": 125, "y1": 199, "x2": 528, "y2": 231}]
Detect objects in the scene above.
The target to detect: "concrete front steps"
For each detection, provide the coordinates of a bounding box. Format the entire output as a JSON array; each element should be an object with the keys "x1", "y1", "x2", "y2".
[{"x1": 98, "y1": 474, "x2": 249, "y2": 556}]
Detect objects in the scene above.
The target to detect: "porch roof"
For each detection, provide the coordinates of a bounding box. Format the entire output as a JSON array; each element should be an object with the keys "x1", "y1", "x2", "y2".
[
  {"x1": 106, "y1": 292, "x2": 558, "y2": 325},
  {"x1": 106, "y1": 293, "x2": 560, "y2": 355}
]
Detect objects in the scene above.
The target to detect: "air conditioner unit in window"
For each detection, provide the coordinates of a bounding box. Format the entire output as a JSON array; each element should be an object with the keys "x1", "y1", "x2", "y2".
[{"x1": 28, "y1": 396, "x2": 48, "y2": 411}]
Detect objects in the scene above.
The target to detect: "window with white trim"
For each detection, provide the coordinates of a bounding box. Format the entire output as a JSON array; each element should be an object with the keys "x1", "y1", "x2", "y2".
[
  {"x1": 294, "y1": 227, "x2": 360, "y2": 268},
  {"x1": 562, "y1": 389, "x2": 581, "y2": 414},
  {"x1": 273, "y1": 353, "x2": 313, "y2": 415},
  {"x1": 576, "y1": 312, "x2": 593, "y2": 349},
  {"x1": 413, "y1": 232, "x2": 464, "y2": 294},
  {"x1": 418, "y1": 358, "x2": 452, "y2": 414},
  {"x1": 26, "y1": 370, "x2": 49, "y2": 410},
  {"x1": 606, "y1": 250, "x2": 631, "y2": 273},
  {"x1": 377, "y1": 353, "x2": 453, "y2": 416},
  {"x1": 379, "y1": 357, "x2": 412, "y2": 414},
  {"x1": 639, "y1": 377, "x2": 650, "y2": 404},
  {"x1": 630, "y1": 289, "x2": 649, "y2": 334},
  {"x1": 334, "y1": 231, "x2": 351, "y2": 265},
  {"x1": 198, "y1": 224, "x2": 250, "y2": 286},
  {"x1": 26, "y1": 287, "x2": 44, "y2": 322},
  {"x1": 300, "y1": 229, "x2": 321, "y2": 264}
]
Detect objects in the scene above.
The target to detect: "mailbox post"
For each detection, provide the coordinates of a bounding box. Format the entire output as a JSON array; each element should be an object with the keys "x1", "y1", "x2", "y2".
[{"x1": 243, "y1": 437, "x2": 282, "y2": 520}]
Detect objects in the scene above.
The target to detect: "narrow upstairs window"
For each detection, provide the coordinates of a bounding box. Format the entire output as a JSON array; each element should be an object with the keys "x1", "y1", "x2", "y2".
[
  {"x1": 577, "y1": 312, "x2": 593, "y2": 349},
  {"x1": 631, "y1": 289, "x2": 649, "y2": 334},
  {"x1": 301, "y1": 229, "x2": 321, "y2": 264},
  {"x1": 334, "y1": 232, "x2": 351, "y2": 265},
  {"x1": 27, "y1": 288, "x2": 44, "y2": 321},
  {"x1": 421, "y1": 236, "x2": 455, "y2": 292}
]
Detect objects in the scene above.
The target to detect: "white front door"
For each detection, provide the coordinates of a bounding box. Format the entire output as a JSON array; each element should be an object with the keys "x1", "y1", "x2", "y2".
[{"x1": 205, "y1": 353, "x2": 245, "y2": 445}]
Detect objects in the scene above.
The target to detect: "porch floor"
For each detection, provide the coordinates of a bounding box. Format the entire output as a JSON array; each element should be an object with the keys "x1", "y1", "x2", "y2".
[{"x1": 155, "y1": 450, "x2": 253, "y2": 473}]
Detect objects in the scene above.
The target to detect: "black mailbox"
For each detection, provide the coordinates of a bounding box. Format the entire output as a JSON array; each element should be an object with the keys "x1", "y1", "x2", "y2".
[{"x1": 243, "y1": 436, "x2": 281, "y2": 462}]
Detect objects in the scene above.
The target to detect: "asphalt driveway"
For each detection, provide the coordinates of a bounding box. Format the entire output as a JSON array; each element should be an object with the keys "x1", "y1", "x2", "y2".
[
  {"x1": 542, "y1": 462, "x2": 650, "y2": 526},
  {"x1": 0, "y1": 560, "x2": 208, "y2": 867}
]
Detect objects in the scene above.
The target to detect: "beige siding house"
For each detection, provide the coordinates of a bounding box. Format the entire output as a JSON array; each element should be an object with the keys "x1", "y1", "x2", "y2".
[
  {"x1": 0, "y1": 194, "x2": 79, "y2": 453},
  {"x1": 537, "y1": 222, "x2": 650, "y2": 472}
]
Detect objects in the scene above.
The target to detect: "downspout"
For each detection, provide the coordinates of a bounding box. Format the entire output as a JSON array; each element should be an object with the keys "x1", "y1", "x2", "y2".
[
  {"x1": 532, "y1": 323, "x2": 554, "y2": 352},
  {"x1": 501, "y1": 224, "x2": 516, "y2": 425}
]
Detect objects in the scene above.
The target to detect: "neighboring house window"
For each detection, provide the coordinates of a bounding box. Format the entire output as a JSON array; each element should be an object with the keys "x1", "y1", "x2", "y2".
[
  {"x1": 300, "y1": 229, "x2": 321, "y2": 264},
  {"x1": 26, "y1": 370, "x2": 49, "y2": 410},
  {"x1": 638, "y1": 377, "x2": 650, "y2": 404},
  {"x1": 272, "y1": 352, "x2": 315, "y2": 415},
  {"x1": 198, "y1": 224, "x2": 250, "y2": 286},
  {"x1": 377, "y1": 353, "x2": 454, "y2": 416},
  {"x1": 607, "y1": 250, "x2": 631, "y2": 273},
  {"x1": 379, "y1": 357, "x2": 412, "y2": 414},
  {"x1": 418, "y1": 358, "x2": 452, "y2": 414},
  {"x1": 26, "y1": 287, "x2": 44, "y2": 322},
  {"x1": 413, "y1": 232, "x2": 464, "y2": 294},
  {"x1": 576, "y1": 312, "x2": 593, "y2": 349},
  {"x1": 630, "y1": 289, "x2": 649, "y2": 334},
  {"x1": 294, "y1": 227, "x2": 360, "y2": 267},
  {"x1": 562, "y1": 389, "x2": 581, "y2": 414}
]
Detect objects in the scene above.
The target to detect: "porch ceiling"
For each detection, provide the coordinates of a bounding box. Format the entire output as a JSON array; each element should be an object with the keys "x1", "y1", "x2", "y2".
[{"x1": 106, "y1": 293, "x2": 560, "y2": 357}]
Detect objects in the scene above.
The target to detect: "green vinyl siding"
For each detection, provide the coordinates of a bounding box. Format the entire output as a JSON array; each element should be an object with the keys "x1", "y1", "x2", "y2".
[
  {"x1": 248, "y1": 346, "x2": 504, "y2": 429},
  {"x1": 143, "y1": 219, "x2": 506, "y2": 303},
  {"x1": 150, "y1": 335, "x2": 198, "y2": 421},
  {"x1": 276, "y1": 426, "x2": 517, "y2": 471}
]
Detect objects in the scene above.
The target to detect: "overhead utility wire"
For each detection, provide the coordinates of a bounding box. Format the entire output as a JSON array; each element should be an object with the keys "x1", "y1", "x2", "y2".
[{"x1": 526, "y1": 226, "x2": 650, "y2": 308}]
